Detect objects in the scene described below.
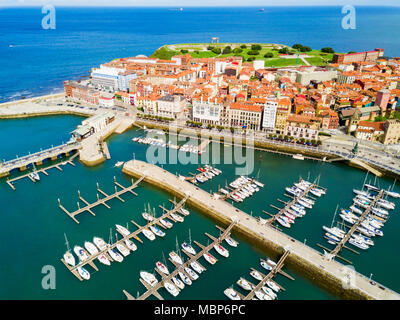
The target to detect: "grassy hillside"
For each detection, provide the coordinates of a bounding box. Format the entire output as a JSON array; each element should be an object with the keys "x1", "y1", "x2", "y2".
[{"x1": 150, "y1": 43, "x2": 336, "y2": 67}]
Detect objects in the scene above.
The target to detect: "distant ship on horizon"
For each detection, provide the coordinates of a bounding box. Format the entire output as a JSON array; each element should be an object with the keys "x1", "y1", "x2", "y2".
[{"x1": 259, "y1": 8, "x2": 265, "y2": 12}]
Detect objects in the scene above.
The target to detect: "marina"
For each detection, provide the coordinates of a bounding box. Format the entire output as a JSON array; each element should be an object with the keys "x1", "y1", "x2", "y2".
[
  {"x1": 122, "y1": 222, "x2": 237, "y2": 300},
  {"x1": 60, "y1": 195, "x2": 189, "y2": 281}
]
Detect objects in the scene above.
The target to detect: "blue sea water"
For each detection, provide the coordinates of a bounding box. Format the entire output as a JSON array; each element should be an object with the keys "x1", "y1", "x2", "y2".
[{"x1": 1, "y1": 6, "x2": 400, "y2": 102}]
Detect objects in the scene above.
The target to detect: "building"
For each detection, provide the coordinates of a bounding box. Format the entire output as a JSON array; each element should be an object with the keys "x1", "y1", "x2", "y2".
[
  {"x1": 285, "y1": 114, "x2": 320, "y2": 140},
  {"x1": 82, "y1": 112, "x2": 116, "y2": 132},
  {"x1": 157, "y1": 94, "x2": 186, "y2": 119},
  {"x1": 332, "y1": 49, "x2": 384, "y2": 64},
  {"x1": 64, "y1": 81, "x2": 100, "y2": 106},
  {"x1": 229, "y1": 103, "x2": 263, "y2": 131},
  {"x1": 274, "y1": 98, "x2": 291, "y2": 134},
  {"x1": 355, "y1": 121, "x2": 385, "y2": 142},
  {"x1": 382, "y1": 120, "x2": 400, "y2": 144},
  {"x1": 375, "y1": 89, "x2": 390, "y2": 112},
  {"x1": 261, "y1": 99, "x2": 278, "y2": 132},
  {"x1": 192, "y1": 98, "x2": 222, "y2": 125},
  {"x1": 295, "y1": 68, "x2": 337, "y2": 86}
]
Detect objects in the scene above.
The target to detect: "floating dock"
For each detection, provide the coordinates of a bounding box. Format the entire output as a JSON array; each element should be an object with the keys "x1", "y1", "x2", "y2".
[
  {"x1": 124, "y1": 222, "x2": 236, "y2": 300},
  {"x1": 58, "y1": 176, "x2": 145, "y2": 224}
]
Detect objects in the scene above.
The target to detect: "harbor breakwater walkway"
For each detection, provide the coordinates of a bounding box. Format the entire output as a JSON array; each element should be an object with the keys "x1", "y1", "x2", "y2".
[{"x1": 122, "y1": 159, "x2": 400, "y2": 300}]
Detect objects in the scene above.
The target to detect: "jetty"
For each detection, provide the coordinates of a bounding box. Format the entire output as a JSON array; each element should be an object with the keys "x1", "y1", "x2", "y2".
[
  {"x1": 121, "y1": 159, "x2": 400, "y2": 300},
  {"x1": 123, "y1": 222, "x2": 236, "y2": 300},
  {"x1": 243, "y1": 250, "x2": 291, "y2": 300},
  {"x1": 58, "y1": 176, "x2": 145, "y2": 224},
  {"x1": 61, "y1": 195, "x2": 189, "y2": 281}
]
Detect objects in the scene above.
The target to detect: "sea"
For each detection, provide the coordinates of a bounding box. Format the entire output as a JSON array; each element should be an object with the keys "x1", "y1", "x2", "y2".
[
  {"x1": 1, "y1": 6, "x2": 400, "y2": 102},
  {"x1": 0, "y1": 7, "x2": 399, "y2": 300}
]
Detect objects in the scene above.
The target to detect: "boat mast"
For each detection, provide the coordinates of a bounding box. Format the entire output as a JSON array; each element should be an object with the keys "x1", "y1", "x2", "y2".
[
  {"x1": 64, "y1": 233, "x2": 71, "y2": 252},
  {"x1": 362, "y1": 171, "x2": 369, "y2": 190},
  {"x1": 331, "y1": 204, "x2": 339, "y2": 228}
]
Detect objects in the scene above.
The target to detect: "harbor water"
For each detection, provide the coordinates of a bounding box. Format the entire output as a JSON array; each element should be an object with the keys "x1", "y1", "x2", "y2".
[{"x1": 0, "y1": 115, "x2": 399, "y2": 299}]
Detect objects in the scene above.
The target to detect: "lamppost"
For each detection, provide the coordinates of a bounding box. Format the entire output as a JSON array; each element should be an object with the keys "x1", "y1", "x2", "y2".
[{"x1": 369, "y1": 273, "x2": 373, "y2": 281}]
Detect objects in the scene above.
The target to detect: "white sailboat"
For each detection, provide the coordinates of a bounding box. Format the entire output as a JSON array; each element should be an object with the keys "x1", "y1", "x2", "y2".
[
  {"x1": 63, "y1": 233, "x2": 76, "y2": 267},
  {"x1": 115, "y1": 224, "x2": 130, "y2": 237},
  {"x1": 224, "y1": 288, "x2": 241, "y2": 300},
  {"x1": 140, "y1": 271, "x2": 158, "y2": 287},
  {"x1": 93, "y1": 237, "x2": 108, "y2": 251}
]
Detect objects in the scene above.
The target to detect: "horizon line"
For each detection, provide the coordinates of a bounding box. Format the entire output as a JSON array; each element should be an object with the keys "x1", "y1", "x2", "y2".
[{"x1": 2, "y1": 5, "x2": 400, "y2": 8}]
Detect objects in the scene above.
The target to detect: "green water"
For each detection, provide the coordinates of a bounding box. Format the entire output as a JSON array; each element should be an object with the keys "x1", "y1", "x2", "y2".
[{"x1": 0, "y1": 115, "x2": 399, "y2": 300}]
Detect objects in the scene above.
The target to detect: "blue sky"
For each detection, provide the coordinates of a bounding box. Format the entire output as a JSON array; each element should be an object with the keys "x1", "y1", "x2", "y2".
[{"x1": 1, "y1": 0, "x2": 399, "y2": 7}]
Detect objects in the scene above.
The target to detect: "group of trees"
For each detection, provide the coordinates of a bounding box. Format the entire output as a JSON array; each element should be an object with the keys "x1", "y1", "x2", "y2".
[
  {"x1": 138, "y1": 114, "x2": 174, "y2": 122},
  {"x1": 268, "y1": 134, "x2": 321, "y2": 146},
  {"x1": 292, "y1": 44, "x2": 312, "y2": 52}
]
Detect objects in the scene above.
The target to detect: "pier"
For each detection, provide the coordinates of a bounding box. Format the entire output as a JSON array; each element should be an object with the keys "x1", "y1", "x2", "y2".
[
  {"x1": 58, "y1": 176, "x2": 145, "y2": 224},
  {"x1": 6, "y1": 155, "x2": 78, "y2": 190},
  {"x1": 61, "y1": 195, "x2": 189, "y2": 281},
  {"x1": 0, "y1": 142, "x2": 81, "y2": 178},
  {"x1": 266, "y1": 179, "x2": 323, "y2": 225},
  {"x1": 122, "y1": 159, "x2": 400, "y2": 300},
  {"x1": 123, "y1": 222, "x2": 236, "y2": 300}
]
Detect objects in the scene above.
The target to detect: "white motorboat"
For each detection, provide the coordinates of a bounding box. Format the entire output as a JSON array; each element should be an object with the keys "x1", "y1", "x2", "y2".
[
  {"x1": 178, "y1": 271, "x2": 192, "y2": 286},
  {"x1": 255, "y1": 290, "x2": 269, "y2": 300},
  {"x1": 250, "y1": 270, "x2": 264, "y2": 281},
  {"x1": 169, "y1": 251, "x2": 183, "y2": 265},
  {"x1": 78, "y1": 267, "x2": 90, "y2": 280},
  {"x1": 203, "y1": 252, "x2": 217, "y2": 265},
  {"x1": 184, "y1": 267, "x2": 198, "y2": 280},
  {"x1": 253, "y1": 180, "x2": 264, "y2": 188},
  {"x1": 340, "y1": 214, "x2": 356, "y2": 224},
  {"x1": 349, "y1": 237, "x2": 369, "y2": 250},
  {"x1": 171, "y1": 276, "x2": 185, "y2": 290},
  {"x1": 266, "y1": 280, "x2": 280, "y2": 292},
  {"x1": 385, "y1": 190, "x2": 400, "y2": 198},
  {"x1": 277, "y1": 216, "x2": 291, "y2": 228},
  {"x1": 93, "y1": 237, "x2": 108, "y2": 251},
  {"x1": 140, "y1": 271, "x2": 158, "y2": 287},
  {"x1": 262, "y1": 286, "x2": 277, "y2": 299},
  {"x1": 150, "y1": 225, "x2": 165, "y2": 237},
  {"x1": 237, "y1": 277, "x2": 252, "y2": 291},
  {"x1": 352, "y1": 234, "x2": 374, "y2": 246},
  {"x1": 179, "y1": 208, "x2": 190, "y2": 216},
  {"x1": 225, "y1": 235, "x2": 238, "y2": 247},
  {"x1": 170, "y1": 212, "x2": 184, "y2": 222},
  {"x1": 97, "y1": 254, "x2": 111, "y2": 266},
  {"x1": 213, "y1": 244, "x2": 229, "y2": 258},
  {"x1": 84, "y1": 241, "x2": 99, "y2": 255},
  {"x1": 124, "y1": 239, "x2": 137, "y2": 251},
  {"x1": 115, "y1": 224, "x2": 130, "y2": 237},
  {"x1": 156, "y1": 261, "x2": 169, "y2": 275},
  {"x1": 364, "y1": 184, "x2": 380, "y2": 192},
  {"x1": 29, "y1": 171, "x2": 40, "y2": 181},
  {"x1": 159, "y1": 218, "x2": 173, "y2": 228},
  {"x1": 142, "y1": 228, "x2": 156, "y2": 241},
  {"x1": 142, "y1": 212, "x2": 154, "y2": 222},
  {"x1": 114, "y1": 161, "x2": 124, "y2": 167},
  {"x1": 116, "y1": 243, "x2": 130, "y2": 257},
  {"x1": 260, "y1": 259, "x2": 273, "y2": 271},
  {"x1": 224, "y1": 288, "x2": 241, "y2": 300},
  {"x1": 181, "y1": 242, "x2": 196, "y2": 255},
  {"x1": 297, "y1": 199, "x2": 312, "y2": 209},
  {"x1": 108, "y1": 248, "x2": 123, "y2": 262},
  {"x1": 63, "y1": 251, "x2": 75, "y2": 267},
  {"x1": 350, "y1": 205, "x2": 363, "y2": 215},
  {"x1": 74, "y1": 246, "x2": 89, "y2": 262},
  {"x1": 164, "y1": 281, "x2": 180, "y2": 297},
  {"x1": 190, "y1": 261, "x2": 204, "y2": 274}
]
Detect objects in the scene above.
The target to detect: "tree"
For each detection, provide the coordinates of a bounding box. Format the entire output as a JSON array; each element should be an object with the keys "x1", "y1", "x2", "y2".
[
  {"x1": 247, "y1": 50, "x2": 259, "y2": 55},
  {"x1": 251, "y1": 44, "x2": 262, "y2": 51},
  {"x1": 264, "y1": 52, "x2": 273, "y2": 58},
  {"x1": 207, "y1": 45, "x2": 215, "y2": 50},
  {"x1": 240, "y1": 44, "x2": 247, "y2": 49},
  {"x1": 233, "y1": 47, "x2": 243, "y2": 54},
  {"x1": 180, "y1": 49, "x2": 188, "y2": 54},
  {"x1": 321, "y1": 47, "x2": 335, "y2": 53},
  {"x1": 212, "y1": 47, "x2": 221, "y2": 54},
  {"x1": 222, "y1": 46, "x2": 232, "y2": 54},
  {"x1": 278, "y1": 47, "x2": 289, "y2": 54},
  {"x1": 300, "y1": 46, "x2": 312, "y2": 52},
  {"x1": 247, "y1": 57, "x2": 256, "y2": 62},
  {"x1": 292, "y1": 44, "x2": 303, "y2": 50}
]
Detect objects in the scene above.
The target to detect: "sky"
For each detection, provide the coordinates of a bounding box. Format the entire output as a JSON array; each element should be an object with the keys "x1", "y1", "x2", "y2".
[{"x1": 1, "y1": 0, "x2": 399, "y2": 7}]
